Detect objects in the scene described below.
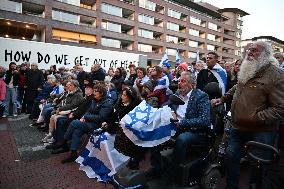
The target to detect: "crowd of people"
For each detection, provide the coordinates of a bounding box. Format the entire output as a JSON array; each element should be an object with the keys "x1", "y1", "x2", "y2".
[{"x1": 0, "y1": 41, "x2": 283, "y2": 189}]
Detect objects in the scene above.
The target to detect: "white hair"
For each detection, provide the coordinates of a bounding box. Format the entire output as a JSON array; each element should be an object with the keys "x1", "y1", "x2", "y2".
[{"x1": 238, "y1": 41, "x2": 277, "y2": 84}]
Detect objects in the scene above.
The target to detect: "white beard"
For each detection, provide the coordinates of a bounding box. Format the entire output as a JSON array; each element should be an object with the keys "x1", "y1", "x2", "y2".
[{"x1": 238, "y1": 52, "x2": 270, "y2": 84}]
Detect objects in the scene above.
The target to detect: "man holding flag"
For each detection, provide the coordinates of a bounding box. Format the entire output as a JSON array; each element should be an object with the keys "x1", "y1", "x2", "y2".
[{"x1": 196, "y1": 51, "x2": 227, "y2": 95}]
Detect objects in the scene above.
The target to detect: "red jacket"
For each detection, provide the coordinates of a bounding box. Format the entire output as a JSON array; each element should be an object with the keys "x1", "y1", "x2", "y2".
[
  {"x1": 0, "y1": 78, "x2": 6, "y2": 101},
  {"x1": 147, "y1": 88, "x2": 167, "y2": 106}
]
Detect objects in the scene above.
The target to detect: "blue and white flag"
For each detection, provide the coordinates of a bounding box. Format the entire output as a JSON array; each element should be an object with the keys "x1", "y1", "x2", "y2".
[
  {"x1": 154, "y1": 75, "x2": 169, "y2": 91},
  {"x1": 76, "y1": 132, "x2": 129, "y2": 182},
  {"x1": 159, "y1": 52, "x2": 170, "y2": 68},
  {"x1": 120, "y1": 100, "x2": 176, "y2": 147},
  {"x1": 175, "y1": 49, "x2": 181, "y2": 65},
  {"x1": 210, "y1": 64, "x2": 227, "y2": 95}
]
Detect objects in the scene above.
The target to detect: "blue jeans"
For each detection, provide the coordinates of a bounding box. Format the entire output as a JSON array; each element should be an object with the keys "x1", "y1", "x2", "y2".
[
  {"x1": 4, "y1": 87, "x2": 17, "y2": 115},
  {"x1": 64, "y1": 119, "x2": 98, "y2": 151},
  {"x1": 55, "y1": 116, "x2": 69, "y2": 142},
  {"x1": 225, "y1": 128, "x2": 277, "y2": 189},
  {"x1": 17, "y1": 87, "x2": 25, "y2": 108},
  {"x1": 42, "y1": 103, "x2": 54, "y2": 124}
]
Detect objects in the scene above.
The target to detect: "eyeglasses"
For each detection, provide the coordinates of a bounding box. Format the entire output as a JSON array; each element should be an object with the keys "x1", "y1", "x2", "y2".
[{"x1": 206, "y1": 57, "x2": 213, "y2": 60}]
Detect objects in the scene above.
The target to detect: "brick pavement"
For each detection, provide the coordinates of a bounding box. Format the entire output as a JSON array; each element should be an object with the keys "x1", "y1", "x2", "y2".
[{"x1": 0, "y1": 118, "x2": 114, "y2": 189}]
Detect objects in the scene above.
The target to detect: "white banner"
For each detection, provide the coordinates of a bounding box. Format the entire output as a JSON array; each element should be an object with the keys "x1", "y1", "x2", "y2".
[{"x1": 0, "y1": 37, "x2": 146, "y2": 71}]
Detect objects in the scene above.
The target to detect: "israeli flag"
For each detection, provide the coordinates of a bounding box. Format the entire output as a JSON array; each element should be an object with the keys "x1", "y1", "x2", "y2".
[
  {"x1": 120, "y1": 100, "x2": 176, "y2": 147},
  {"x1": 176, "y1": 49, "x2": 181, "y2": 65},
  {"x1": 159, "y1": 52, "x2": 169, "y2": 67},
  {"x1": 76, "y1": 132, "x2": 129, "y2": 182},
  {"x1": 154, "y1": 75, "x2": 169, "y2": 91},
  {"x1": 210, "y1": 64, "x2": 227, "y2": 95}
]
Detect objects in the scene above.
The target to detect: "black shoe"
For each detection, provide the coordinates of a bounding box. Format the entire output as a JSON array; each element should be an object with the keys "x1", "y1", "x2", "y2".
[
  {"x1": 46, "y1": 143, "x2": 61, "y2": 150},
  {"x1": 61, "y1": 151, "x2": 78, "y2": 164},
  {"x1": 145, "y1": 168, "x2": 162, "y2": 181},
  {"x1": 51, "y1": 147, "x2": 69, "y2": 154}
]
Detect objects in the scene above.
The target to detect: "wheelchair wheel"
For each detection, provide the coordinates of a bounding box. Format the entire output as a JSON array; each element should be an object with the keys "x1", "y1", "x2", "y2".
[{"x1": 200, "y1": 168, "x2": 221, "y2": 189}]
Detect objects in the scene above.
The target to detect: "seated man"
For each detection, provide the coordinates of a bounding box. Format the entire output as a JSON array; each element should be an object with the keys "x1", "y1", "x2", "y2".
[
  {"x1": 147, "y1": 71, "x2": 211, "y2": 188},
  {"x1": 60, "y1": 84, "x2": 114, "y2": 164}
]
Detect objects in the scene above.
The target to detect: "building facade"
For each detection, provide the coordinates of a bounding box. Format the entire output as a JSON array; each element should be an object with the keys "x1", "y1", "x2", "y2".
[
  {"x1": 0, "y1": 0, "x2": 248, "y2": 65},
  {"x1": 241, "y1": 36, "x2": 284, "y2": 56}
]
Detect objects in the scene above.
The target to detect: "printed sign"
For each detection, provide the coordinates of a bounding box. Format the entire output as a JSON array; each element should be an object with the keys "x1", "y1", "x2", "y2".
[{"x1": 0, "y1": 37, "x2": 146, "y2": 71}]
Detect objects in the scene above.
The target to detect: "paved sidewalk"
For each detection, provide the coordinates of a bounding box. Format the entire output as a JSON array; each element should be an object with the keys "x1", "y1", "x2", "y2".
[{"x1": 0, "y1": 117, "x2": 114, "y2": 189}]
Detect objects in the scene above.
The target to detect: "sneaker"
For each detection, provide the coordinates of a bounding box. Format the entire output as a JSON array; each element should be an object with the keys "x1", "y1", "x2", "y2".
[
  {"x1": 2, "y1": 115, "x2": 7, "y2": 118},
  {"x1": 13, "y1": 114, "x2": 18, "y2": 117},
  {"x1": 42, "y1": 134, "x2": 52, "y2": 143},
  {"x1": 47, "y1": 137, "x2": 55, "y2": 144}
]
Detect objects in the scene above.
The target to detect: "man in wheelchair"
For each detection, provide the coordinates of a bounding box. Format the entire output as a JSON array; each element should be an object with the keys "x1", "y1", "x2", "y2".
[{"x1": 147, "y1": 71, "x2": 212, "y2": 188}]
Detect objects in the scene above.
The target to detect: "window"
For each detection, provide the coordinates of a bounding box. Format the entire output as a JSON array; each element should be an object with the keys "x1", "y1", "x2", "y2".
[
  {"x1": 139, "y1": 0, "x2": 156, "y2": 11},
  {"x1": 101, "y1": 38, "x2": 121, "y2": 48},
  {"x1": 52, "y1": 29, "x2": 96, "y2": 43},
  {"x1": 52, "y1": 10, "x2": 79, "y2": 24},
  {"x1": 166, "y1": 35, "x2": 178, "y2": 44},
  {"x1": 138, "y1": 44, "x2": 152, "y2": 52},
  {"x1": 168, "y1": 9, "x2": 181, "y2": 19},
  {"x1": 189, "y1": 29, "x2": 199, "y2": 37},
  {"x1": 208, "y1": 22, "x2": 217, "y2": 31},
  {"x1": 101, "y1": 3, "x2": 122, "y2": 17},
  {"x1": 189, "y1": 40, "x2": 198, "y2": 48},
  {"x1": 236, "y1": 32, "x2": 241, "y2": 38},
  {"x1": 190, "y1": 16, "x2": 201, "y2": 26},
  {"x1": 166, "y1": 48, "x2": 176, "y2": 56},
  {"x1": 0, "y1": 0, "x2": 22, "y2": 13},
  {"x1": 101, "y1": 21, "x2": 121, "y2": 33},
  {"x1": 138, "y1": 29, "x2": 153, "y2": 39},
  {"x1": 56, "y1": 0, "x2": 80, "y2": 6},
  {"x1": 138, "y1": 14, "x2": 154, "y2": 25},
  {"x1": 207, "y1": 44, "x2": 215, "y2": 51},
  {"x1": 207, "y1": 33, "x2": 216, "y2": 41},
  {"x1": 188, "y1": 52, "x2": 197, "y2": 59},
  {"x1": 167, "y1": 22, "x2": 179, "y2": 32}
]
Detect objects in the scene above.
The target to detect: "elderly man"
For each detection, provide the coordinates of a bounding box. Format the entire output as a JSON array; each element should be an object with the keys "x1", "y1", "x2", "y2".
[
  {"x1": 147, "y1": 71, "x2": 211, "y2": 188},
  {"x1": 212, "y1": 41, "x2": 284, "y2": 189}
]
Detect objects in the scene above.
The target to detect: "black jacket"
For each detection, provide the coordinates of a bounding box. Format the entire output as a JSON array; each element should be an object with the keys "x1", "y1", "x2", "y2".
[
  {"x1": 90, "y1": 68, "x2": 106, "y2": 81},
  {"x1": 25, "y1": 69, "x2": 44, "y2": 101},
  {"x1": 58, "y1": 89, "x2": 84, "y2": 112},
  {"x1": 83, "y1": 95, "x2": 114, "y2": 126},
  {"x1": 4, "y1": 70, "x2": 20, "y2": 86},
  {"x1": 73, "y1": 94, "x2": 94, "y2": 119}
]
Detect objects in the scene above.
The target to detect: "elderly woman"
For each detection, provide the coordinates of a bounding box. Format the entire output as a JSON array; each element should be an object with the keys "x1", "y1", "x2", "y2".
[
  {"x1": 42, "y1": 80, "x2": 83, "y2": 143},
  {"x1": 60, "y1": 84, "x2": 114, "y2": 163}
]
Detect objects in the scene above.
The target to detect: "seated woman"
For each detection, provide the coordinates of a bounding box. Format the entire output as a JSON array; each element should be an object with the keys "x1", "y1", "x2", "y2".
[
  {"x1": 41, "y1": 80, "x2": 84, "y2": 143},
  {"x1": 60, "y1": 84, "x2": 114, "y2": 164},
  {"x1": 46, "y1": 83, "x2": 94, "y2": 153},
  {"x1": 114, "y1": 88, "x2": 146, "y2": 170},
  {"x1": 76, "y1": 87, "x2": 141, "y2": 180}
]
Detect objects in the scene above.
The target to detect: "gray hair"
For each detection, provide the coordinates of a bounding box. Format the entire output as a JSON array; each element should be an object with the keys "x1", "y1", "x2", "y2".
[
  {"x1": 181, "y1": 71, "x2": 196, "y2": 85},
  {"x1": 254, "y1": 41, "x2": 273, "y2": 57},
  {"x1": 68, "y1": 80, "x2": 79, "y2": 88}
]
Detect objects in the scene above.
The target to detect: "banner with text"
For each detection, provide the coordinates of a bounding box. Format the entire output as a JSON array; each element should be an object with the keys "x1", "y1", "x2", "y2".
[{"x1": 0, "y1": 37, "x2": 146, "y2": 71}]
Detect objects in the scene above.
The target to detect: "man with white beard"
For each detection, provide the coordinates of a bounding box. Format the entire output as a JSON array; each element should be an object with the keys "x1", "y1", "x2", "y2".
[{"x1": 212, "y1": 41, "x2": 284, "y2": 189}]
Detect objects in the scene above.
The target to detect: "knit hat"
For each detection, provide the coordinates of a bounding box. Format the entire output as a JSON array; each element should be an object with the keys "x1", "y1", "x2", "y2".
[{"x1": 178, "y1": 63, "x2": 188, "y2": 70}]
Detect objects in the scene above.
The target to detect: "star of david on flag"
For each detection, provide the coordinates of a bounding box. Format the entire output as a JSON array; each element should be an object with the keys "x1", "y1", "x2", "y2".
[
  {"x1": 120, "y1": 100, "x2": 176, "y2": 147},
  {"x1": 76, "y1": 132, "x2": 129, "y2": 182}
]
